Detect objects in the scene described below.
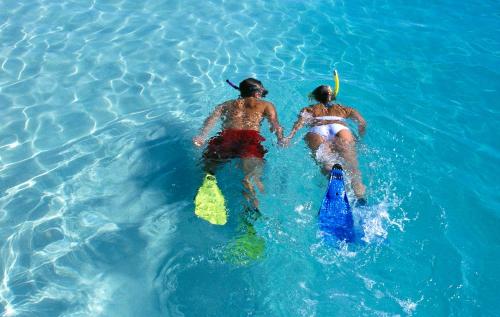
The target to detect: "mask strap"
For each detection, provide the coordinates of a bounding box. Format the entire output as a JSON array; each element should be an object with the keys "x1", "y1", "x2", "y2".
[{"x1": 225, "y1": 79, "x2": 239, "y2": 90}]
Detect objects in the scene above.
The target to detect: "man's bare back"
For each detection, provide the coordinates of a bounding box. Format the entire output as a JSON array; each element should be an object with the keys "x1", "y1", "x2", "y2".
[
  {"x1": 193, "y1": 97, "x2": 282, "y2": 147},
  {"x1": 219, "y1": 97, "x2": 281, "y2": 133}
]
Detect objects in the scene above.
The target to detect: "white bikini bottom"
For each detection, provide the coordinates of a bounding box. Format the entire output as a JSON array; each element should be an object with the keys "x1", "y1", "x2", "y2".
[{"x1": 309, "y1": 123, "x2": 349, "y2": 141}]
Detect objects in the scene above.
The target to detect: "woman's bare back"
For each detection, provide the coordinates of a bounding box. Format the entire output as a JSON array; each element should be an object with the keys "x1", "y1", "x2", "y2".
[{"x1": 303, "y1": 103, "x2": 354, "y2": 127}]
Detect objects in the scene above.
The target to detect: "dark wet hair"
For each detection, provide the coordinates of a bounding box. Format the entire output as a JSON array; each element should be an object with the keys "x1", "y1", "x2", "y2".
[
  {"x1": 310, "y1": 85, "x2": 333, "y2": 104},
  {"x1": 239, "y1": 78, "x2": 268, "y2": 98}
]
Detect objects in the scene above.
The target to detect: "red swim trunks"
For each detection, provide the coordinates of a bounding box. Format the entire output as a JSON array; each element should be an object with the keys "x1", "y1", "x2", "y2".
[{"x1": 204, "y1": 129, "x2": 267, "y2": 160}]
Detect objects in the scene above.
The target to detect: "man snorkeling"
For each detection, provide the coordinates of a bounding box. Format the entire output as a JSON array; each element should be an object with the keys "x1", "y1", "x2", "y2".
[
  {"x1": 193, "y1": 78, "x2": 284, "y2": 212},
  {"x1": 282, "y1": 82, "x2": 367, "y2": 205}
]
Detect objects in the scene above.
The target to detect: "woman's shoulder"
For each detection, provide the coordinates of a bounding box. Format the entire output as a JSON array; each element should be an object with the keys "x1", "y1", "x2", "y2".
[
  {"x1": 301, "y1": 104, "x2": 323, "y2": 114},
  {"x1": 305, "y1": 103, "x2": 324, "y2": 110},
  {"x1": 331, "y1": 103, "x2": 354, "y2": 115}
]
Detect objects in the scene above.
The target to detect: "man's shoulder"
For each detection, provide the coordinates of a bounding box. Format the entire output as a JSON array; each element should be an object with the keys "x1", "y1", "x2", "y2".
[
  {"x1": 221, "y1": 99, "x2": 236, "y2": 105},
  {"x1": 217, "y1": 99, "x2": 236, "y2": 108},
  {"x1": 255, "y1": 99, "x2": 274, "y2": 110},
  {"x1": 256, "y1": 98, "x2": 273, "y2": 105}
]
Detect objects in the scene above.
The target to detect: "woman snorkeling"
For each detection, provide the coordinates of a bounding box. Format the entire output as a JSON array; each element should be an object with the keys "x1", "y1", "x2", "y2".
[{"x1": 283, "y1": 82, "x2": 367, "y2": 204}]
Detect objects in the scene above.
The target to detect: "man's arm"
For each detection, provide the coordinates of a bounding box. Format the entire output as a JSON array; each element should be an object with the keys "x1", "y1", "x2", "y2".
[
  {"x1": 193, "y1": 103, "x2": 225, "y2": 147},
  {"x1": 264, "y1": 102, "x2": 284, "y2": 142},
  {"x1": 347, "y1": 107, "x2": 367, "y2": 136}
]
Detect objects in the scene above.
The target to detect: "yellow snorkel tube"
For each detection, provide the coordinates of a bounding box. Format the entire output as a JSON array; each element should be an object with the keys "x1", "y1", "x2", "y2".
[
  {"x1": 333, "y1": 69, "x2": 340, "y2": 99},
  {"x1": 307, "y1": 69, "x2": 340, "y2": 100}
]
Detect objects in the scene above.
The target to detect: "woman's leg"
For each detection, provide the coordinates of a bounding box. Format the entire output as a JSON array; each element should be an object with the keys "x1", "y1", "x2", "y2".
[
  {"x1": 332, "y1": 129, "x2": 366, "y2": 198},
  {"x1": 305, "y1": 132, "x2": 333, "y2": 175}
]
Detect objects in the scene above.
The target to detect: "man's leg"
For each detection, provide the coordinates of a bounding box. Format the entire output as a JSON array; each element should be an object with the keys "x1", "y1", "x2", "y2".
[
  {"x1": 241, "y1": 157, "x2": 264, "y2": 209},
  {"x1": 332, "y1": 129, "x2": 366, "y2": 198},
  {"x1": 203, "y1": 157, "x2": 225, "y2": 175}
]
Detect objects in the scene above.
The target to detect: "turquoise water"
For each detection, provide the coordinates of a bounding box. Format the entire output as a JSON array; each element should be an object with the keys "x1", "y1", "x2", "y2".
[{"x1": 1, "y1": 0, "x2": 499, "y2": 316}]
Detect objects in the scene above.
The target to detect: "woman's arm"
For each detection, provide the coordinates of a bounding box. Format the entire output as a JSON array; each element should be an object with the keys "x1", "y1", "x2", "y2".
[
  {"x1": 347, "y1": 108, "x2": 367, "y2": 136},
  {"x1": 282, "y1": 108, "x2": 308, "y2": 146}
]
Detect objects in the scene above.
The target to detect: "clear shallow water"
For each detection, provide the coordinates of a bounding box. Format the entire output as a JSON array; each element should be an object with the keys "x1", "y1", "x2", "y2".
[{"x1": 1, "y1": 0, "x2": 499, "y2": 316}]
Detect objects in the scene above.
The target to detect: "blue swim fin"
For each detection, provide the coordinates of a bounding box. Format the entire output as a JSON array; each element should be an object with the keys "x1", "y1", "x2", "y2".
[{"x1": 318, "y1": 164, "x2": 355, "y2": 243}]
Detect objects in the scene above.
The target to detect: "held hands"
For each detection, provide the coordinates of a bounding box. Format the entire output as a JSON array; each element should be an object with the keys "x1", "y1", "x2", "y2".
[
  {"x1": 271, "y1": 124, "x2": 289, "y2": 147},
  {"x1": 279, "y1": 136, "x2": 292, "y2": 147},
  {"x1": 192, "y1": 135, "x2": 205, "y2": 147}
]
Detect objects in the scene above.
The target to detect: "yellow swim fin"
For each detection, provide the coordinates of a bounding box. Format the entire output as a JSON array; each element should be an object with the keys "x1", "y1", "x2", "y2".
[
  {"x1": 194, "y1": 174, "x2": 227, "y2": 225},
  {"x1": 333, "y1": 69, "x2": 340, "y2": 98}
]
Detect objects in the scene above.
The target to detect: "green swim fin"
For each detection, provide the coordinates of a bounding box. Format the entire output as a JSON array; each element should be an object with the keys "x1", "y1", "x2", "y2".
[
  {"x1": 224, "y1": 222, "x2": 265, "y2": 265},
  {"x1": 224, "y1": 209, "x2": 265, "y2": 265},
  {"x1": 194, "y1": 174, "x2": 227, "y2": 225}
]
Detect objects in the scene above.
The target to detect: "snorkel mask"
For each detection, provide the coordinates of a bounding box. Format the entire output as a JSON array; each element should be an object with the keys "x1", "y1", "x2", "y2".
[
  {"x1": 226, "y1": 79, "x2": 268, "y2": 98},
  {"x1": 308, "y1": 69, "x2": 340, "y2": 101},
  {"x1": 257, "y1": 86, "x2": 269, "y2": 97}
]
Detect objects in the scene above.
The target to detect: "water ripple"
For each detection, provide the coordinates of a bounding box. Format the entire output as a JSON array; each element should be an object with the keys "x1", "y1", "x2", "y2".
[{"x1": 1, "y1": 0, "x2": 499, "y2": 315}]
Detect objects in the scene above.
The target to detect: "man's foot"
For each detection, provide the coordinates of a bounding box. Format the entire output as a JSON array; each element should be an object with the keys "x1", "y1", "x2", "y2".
[{"x1": 243, "y1": 206, "x2": 262, "y2": 224}]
